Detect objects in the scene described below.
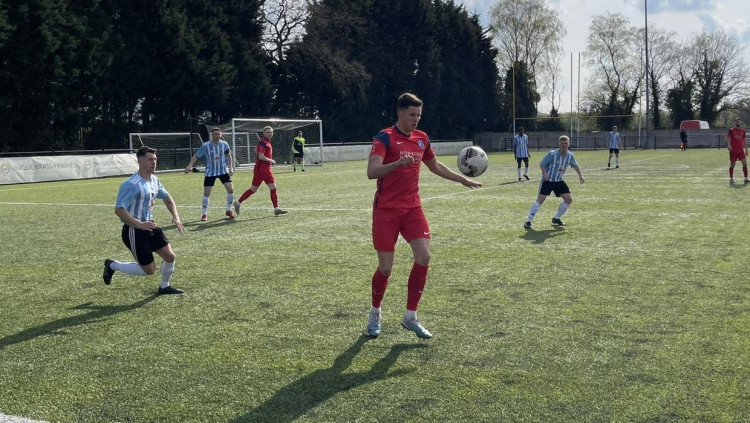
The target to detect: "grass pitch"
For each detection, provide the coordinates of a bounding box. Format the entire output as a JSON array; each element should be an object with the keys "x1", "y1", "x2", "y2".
[{"x1": 1, "y1": 148, "x2": 749, "y2": 422}]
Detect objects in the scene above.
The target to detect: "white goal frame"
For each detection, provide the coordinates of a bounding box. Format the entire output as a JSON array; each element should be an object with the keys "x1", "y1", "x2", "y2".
[
  {"x1": 128, "y1": 132, "x2": 204, "y2": 171},
  {"x1": 226, "y1": 118, "x2": 324, "y2": 167}
]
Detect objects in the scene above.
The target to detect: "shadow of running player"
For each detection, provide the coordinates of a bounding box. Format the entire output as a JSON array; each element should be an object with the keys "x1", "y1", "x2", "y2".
[
  {"x1": 230, "y1": 335, "x2": 428, "y2": 423},
  {"x1": 0, "y1": 295, "x2": 158, "y2": 349}
]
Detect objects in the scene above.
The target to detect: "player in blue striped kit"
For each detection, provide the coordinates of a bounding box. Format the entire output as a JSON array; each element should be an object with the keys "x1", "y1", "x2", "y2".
[
  {"x1": 184, "y1": 127, "x2": 236, "y2": 221},
  {"x1": 513, "y1": 126, "x2": 530, "y2": 181},
  {"x1": 607, "y1": 125, "x2": 622, "y2": 168},
  {"x1": 103, "y1": 146, "x2": 185, "y2": 294},
  {"x1": 524, "y1": 135, "x2": 585, "y2": 228}
]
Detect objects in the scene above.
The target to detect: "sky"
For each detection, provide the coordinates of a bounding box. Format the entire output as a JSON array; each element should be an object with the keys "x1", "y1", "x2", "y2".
[{"x1": 455, "y1": 0, "x2": 750, "y2": 114}]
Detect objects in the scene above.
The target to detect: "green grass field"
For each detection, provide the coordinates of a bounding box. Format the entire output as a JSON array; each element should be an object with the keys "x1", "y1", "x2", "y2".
[{"x1": 1, "y1": 148, "x2": 749, "y2": 422}]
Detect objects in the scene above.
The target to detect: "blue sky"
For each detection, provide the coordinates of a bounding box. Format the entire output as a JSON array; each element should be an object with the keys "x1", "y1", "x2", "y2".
[{"x1": 455, "y1": 0, "x2": 750, "y2": 113}]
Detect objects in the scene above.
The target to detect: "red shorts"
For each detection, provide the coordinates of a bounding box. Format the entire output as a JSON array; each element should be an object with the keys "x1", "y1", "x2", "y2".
[
  {"x1": 372, "y1": 207, "x2": 430, "y2": 252},
  {"x1": 730, "y1": 149, "x2": 747, "y2": 162},
  {"x1": 251, "y1": 170, "x2": 275, "y2": 186}
]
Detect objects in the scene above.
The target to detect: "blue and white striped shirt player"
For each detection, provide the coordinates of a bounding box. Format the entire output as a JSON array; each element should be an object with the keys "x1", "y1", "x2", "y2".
[
  {"x1": 196, "y1": 140, "x2": 232, "y2": 177},
  {"x1": 116, "y1": 172, "x2": 170, "y2": 223},
  {"x1": 540, "y1": 149, "x2": 578, "y2": 182},
  {"x1": 514, "y1": 133, "x2": 529, "y2": 158},
  {"x1": 608, "y1": 131, "x2": 621, "y2": 149}
]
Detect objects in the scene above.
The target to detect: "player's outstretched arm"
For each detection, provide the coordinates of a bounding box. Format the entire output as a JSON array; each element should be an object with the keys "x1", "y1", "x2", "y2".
[{"x1": 423, "y1": 157, "x2": 481, "y2": 188}]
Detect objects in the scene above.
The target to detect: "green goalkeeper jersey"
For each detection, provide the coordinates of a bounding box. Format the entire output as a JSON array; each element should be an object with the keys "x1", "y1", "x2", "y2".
[{"x1": 293, "y1": 136, "x2": 305, "y2": 154}]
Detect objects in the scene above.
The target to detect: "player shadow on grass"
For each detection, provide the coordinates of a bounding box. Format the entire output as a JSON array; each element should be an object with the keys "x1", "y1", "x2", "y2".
[
  {"x1": 230, "y1": 336, "x2": 427, "y2": 423},
  {"x1": 520, "y1": 226, "x2": 568, "y2": 244},
  {"x1": 162, "y1": 216, "x2": 275, "y2": 232},
  {"x1": 0, "y1": 295, "x2": 158, "y2": 349},
  {"x1": 729, "y1": 182, "x2": 749, "y2": 189}
]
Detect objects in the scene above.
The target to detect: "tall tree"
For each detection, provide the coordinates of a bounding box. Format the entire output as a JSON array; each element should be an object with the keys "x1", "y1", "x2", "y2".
[
  {"x1": 583, "y1": 12, "x2": 643, "y2": 129},
  {"x1": 262, "y1": 0, "x2": 307, "y2": 67},
  {"x1": 505, "y1": 61, "x2": 540, "y2": 131},
  {"x1": 643, "y1": 25, "x2": 679, "y2": 129},
  {"x1": 286, "y1": 0, "x2": 500, "y2": 140},
  {"x1": 689, "y1": 30, "x2": 748, "y2": 124},
  {"x1": 488, "y1": 0, "x2": 566, "y2": 79},
  {"x1": 666, "y1": 46, "x2": 695, "y2": 128}
]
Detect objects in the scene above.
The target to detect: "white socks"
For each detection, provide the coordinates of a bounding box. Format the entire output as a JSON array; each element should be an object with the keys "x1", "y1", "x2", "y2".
[
  {"x1": 527, "y1": 201, "x2": 541, "y2": 222},
  {"x1": 405, "y1": 309, "x2": 416, "y2": 320},
  {"x1": 202, "y1": 196, "x2": 209, "y2": 215},
  {"x1": 554, "y1": 202, "x2": 569, "y2": 219},
  {"x1": 111, "y1": 261, "x2": 147, "y2": 276},
  {"x1": 227, "y1": 194, "x2": 234, "y2": 210},
  {"x1": 160, "y1": 261, "x2": 175, "y2": 288}
]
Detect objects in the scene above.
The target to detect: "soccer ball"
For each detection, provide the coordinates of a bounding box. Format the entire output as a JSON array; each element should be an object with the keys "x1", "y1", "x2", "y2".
[{"x1": 457, "y1": 146, "x2": 488, "y2": 177}]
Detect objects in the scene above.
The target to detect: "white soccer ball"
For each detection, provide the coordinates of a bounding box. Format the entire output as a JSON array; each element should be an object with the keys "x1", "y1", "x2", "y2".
[{"x1": 457, "y1": 146, "x2": 488, "y2": 177}]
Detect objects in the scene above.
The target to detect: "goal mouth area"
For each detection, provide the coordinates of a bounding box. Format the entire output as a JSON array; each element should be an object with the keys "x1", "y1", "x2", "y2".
[{"x1": 223, "y1": 118, "x2": 324, "y2": 167}]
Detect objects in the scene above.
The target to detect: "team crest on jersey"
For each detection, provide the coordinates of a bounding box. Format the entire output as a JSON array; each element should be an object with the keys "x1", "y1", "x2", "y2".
[{"x1": 418, "y1": 139, "x2": 425, "y2": 149}]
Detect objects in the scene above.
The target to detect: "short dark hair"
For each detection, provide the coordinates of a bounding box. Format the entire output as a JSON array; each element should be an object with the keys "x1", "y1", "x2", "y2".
[
  {"x1": 397, "y1": 92, "x2": 423, "y2": 110},
  {"x1": 136, "y1": 146, "x2": 157, "y2": 157}
]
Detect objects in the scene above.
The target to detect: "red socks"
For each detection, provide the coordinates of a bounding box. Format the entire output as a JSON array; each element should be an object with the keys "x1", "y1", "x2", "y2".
[
  {"x1": 406, "y1": 262, "x2": 429, "y2": 311},
  {"x1": 371, "y1": 269, "x2": 389, "y2": 308},
  {"x1": 238, "y1": 189, "x2": 254, "y2": 203},
  {"x1": 744, "y1": 166, "x2": 748, "y2": 178},
  {"x1": 270, "y1": 189, "x2": 279, "y2": 208}
]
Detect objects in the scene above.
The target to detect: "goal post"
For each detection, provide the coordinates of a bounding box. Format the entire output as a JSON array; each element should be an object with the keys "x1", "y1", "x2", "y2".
[
  {"x1": 224, "y1": 118, "x2": 324, "y2": 167},
  {"x1": 128, "y1": 132, "x2": 204, "y2": 171}
]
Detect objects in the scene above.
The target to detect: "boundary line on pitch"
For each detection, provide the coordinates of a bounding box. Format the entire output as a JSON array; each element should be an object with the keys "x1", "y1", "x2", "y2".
[{"x1": 0, "y1": 201, "x2": 371, "y2": 212}]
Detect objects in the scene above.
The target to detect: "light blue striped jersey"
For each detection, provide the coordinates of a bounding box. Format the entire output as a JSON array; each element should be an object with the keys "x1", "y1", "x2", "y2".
[
  {"x1": 196, "y1": 141, "x2": 231, "y2": 177},
  {"x1": 116, "y1": 172, "x2": 169, "y2": 223},
  {"x1": 514, "y1": 134, "x2": 529, "y2": 158},
  {"x1": 608, "y1": 132, "x2": 621, "y2": 149},
  {"x1": 539, "y1": 149, "x2": 578, "y2": 182}
]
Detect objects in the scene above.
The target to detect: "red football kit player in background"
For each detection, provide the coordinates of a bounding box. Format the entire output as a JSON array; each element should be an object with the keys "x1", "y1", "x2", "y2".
[
  {"x1": 365, "y1": 92, "x2": 482, "y2": 340},
  {"x1": 234, "y1": 126, "x2": 288, "y2": 215},
  {"x1": 726, "y1": 118, "x2": 748, "y2": 184}
]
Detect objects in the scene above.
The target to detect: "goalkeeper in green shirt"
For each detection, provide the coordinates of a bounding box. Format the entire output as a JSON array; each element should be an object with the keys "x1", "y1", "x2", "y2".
[{"x1": 292, "y1": 130, "x2": 305, "y2": 172}]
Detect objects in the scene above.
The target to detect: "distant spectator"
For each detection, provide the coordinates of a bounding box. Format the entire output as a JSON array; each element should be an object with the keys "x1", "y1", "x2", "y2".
[{"x1": 680, "y1": 128, "x2": 688, "y2": 151}]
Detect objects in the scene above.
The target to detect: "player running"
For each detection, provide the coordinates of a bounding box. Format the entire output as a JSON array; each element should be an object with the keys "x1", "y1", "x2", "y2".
[
  {"x1": 103, "y1": 146, "x2": 185, "y2": 295},
  {"x1": 234, "y1": 126, "x2": 288, "y2": 216},
  {"x1": 184, "y1": 127, "x2": 236, "y2": 221}
]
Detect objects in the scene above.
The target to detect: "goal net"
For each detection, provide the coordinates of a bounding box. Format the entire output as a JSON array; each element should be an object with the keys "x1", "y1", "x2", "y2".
[
  {"x1": 129, "y1": 132, "x2": 204, "y2": 171},
  {"x1": 223, "y1": 119, "x2": 323, "y2": 167}
]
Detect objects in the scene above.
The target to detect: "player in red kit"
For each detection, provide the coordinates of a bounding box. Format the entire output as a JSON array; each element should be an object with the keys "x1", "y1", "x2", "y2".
[
  {"x1": 726, "y1": 118, "x2": 748, "y2": 184},
  {"x1": 234, "y1": 126, "x2": 288, "y2": 216},
  {"x1": 365, "y1": 93, "x2": 482, "y2": 339}
]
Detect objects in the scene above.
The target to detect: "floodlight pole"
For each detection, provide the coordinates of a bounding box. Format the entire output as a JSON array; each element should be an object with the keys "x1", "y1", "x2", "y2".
[{"x1": 644, "y1": 0, "x2": 651, "y2": 148}]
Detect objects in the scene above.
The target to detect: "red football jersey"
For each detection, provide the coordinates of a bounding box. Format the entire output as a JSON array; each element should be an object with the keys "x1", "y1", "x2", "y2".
[
  {"x1": 728, "y1": 127, "x2": 746, "y2": 151},
  {"x1": 370, "y1": 126, "x2": 435, "y2": 209},
  {"x1": 255, "y1": 137, "x2": 273, "y2": 173}
]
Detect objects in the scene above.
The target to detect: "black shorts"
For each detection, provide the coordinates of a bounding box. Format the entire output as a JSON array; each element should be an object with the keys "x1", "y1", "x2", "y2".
[
  {"x1": 609, "y1": 148, "x2": 620, "y2": 154},
  {"x1": 121, "y1": 224, "x2": 169, "y2": 266},
  {"x1": 204, "y1": 173, "x2": 232, "y2": 187},
  {"x1": 293, "y1": 151, "x2": 304, "y2": 158},
  {"x1": 516, "y1": 157, "x2": 529, "y2": 166},
  {"x1": 539, "y1": 180, "x2": 570, "y2": 197}
]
